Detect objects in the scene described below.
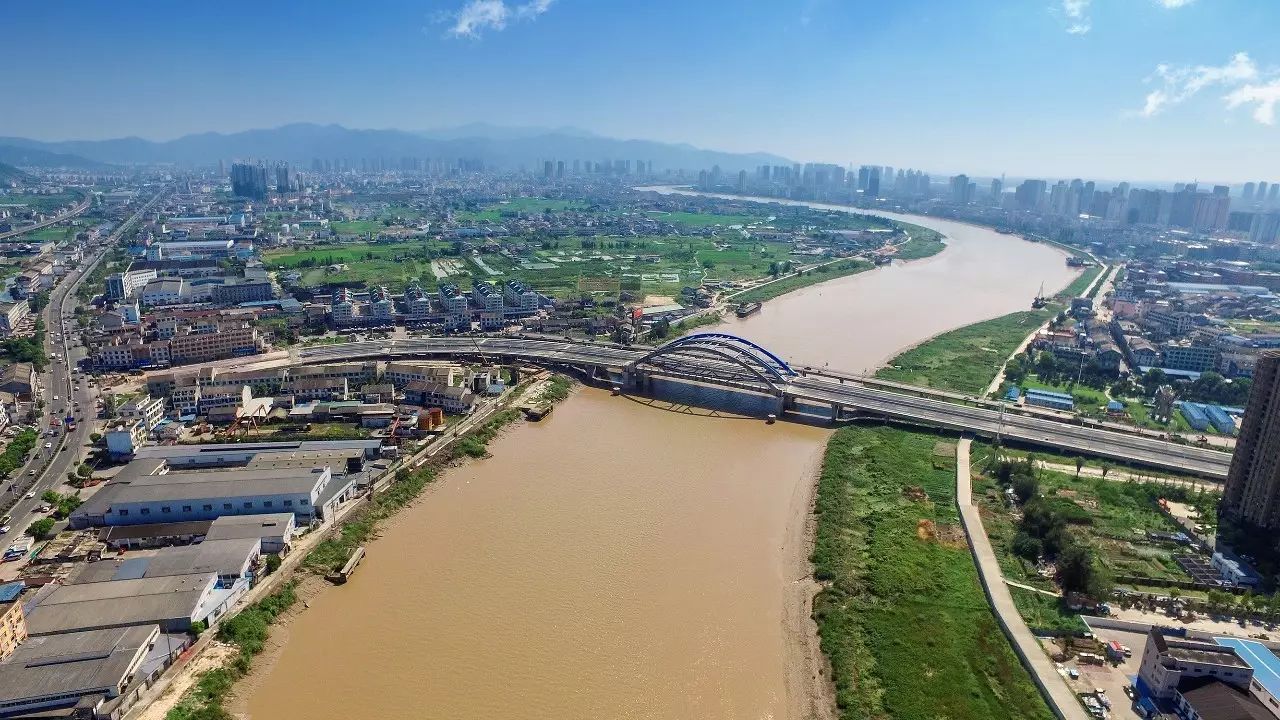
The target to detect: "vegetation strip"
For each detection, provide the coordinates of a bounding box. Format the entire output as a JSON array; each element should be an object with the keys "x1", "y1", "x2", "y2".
[
  {"x1": 811, "y1": 425, "x2": 1054, "y2": 720},
  {"x1": 876, "y1": 310, "x2": 1052, "y2": 394}
]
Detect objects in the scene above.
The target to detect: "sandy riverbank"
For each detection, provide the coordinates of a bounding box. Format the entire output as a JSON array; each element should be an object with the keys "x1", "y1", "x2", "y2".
[{"x1": 782, "y1": 442, "x2": 839, "y2": 720}]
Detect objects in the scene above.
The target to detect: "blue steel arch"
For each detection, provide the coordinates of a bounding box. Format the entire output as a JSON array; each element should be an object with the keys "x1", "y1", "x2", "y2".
[
  {"x1": 664, "y1": 333, "x2": 797, "y2": 376},
  {"x1": 629, "y1": 332, "x2": 798, "y2": 389}
]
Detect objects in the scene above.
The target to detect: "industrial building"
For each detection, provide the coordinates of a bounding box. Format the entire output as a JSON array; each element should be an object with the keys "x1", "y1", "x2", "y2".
[
  {"x1": 0, "y1": 625, "x2": 159, "y2": 717},
  {"x1": 23, "y1": 573, "x2": 239, "y2": 635},
  {"x1": 70, "y1": 459, "x2": 356, "y2": 529}
]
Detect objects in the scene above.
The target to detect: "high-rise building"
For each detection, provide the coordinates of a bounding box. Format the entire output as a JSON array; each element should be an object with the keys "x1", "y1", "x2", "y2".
[
  {"x1": 556, "y1": 160, "x2": 565, "y2": 179},
  {"x1": 1259, "y1": 181, "x2": 1270, "y2": 201},
  {"x1": 949, "y1": 174, "x2": 971, "y2": 204},
  {"x1": 229, "y1": 162, "x2": 269, "y2": 200},
  {"x1": 866, "y1": 168, "x2": 880, "y2": 198},
  {"x1": 543, "y1": 160, "x2": 554, "y2": 179},
  {"x1": 1270, "y1": 184, "x2": 1280, "y2": 204},
  {"x1": 274, "y1": 163, "x2": 293, "y2": 193},
  {"x1": 1222, "y1": 351, "x2": 1280, "y2": 530},
  {"x1": 1014, "y1": 179, "x2": 1047, "y2": 212},
  {"x1": 1244, "y1": 182, "x2": 1257, "y2": 201}
]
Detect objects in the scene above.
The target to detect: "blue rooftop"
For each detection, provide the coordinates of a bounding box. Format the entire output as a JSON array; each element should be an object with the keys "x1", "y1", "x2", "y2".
[
  {"x1": 0, "y1": 581, "x2": 23, "y2": 603},
  {"x1": 1216, "y1": 637, "x2": 1280, "y2": 699},
  {"x1": 1024, "y1": 388, "x2": 1075, "y2": 401}
]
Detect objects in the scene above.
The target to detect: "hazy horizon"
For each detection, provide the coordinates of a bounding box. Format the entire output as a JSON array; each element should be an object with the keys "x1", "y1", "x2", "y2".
[{"x1": 3, "y1": 0, "x2": 1279, "y2": 182}]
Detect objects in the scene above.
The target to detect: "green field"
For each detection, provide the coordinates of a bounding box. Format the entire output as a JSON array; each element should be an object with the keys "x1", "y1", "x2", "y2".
[
  {"x1": 1058, "y1": 263, "x2": 1104, "y2": 300},
  {"x1": 812, "y1": 426, "x2": 1054, "y2": 720},
  {"x1": 266, "y1": 233, "x2": 802, "y2": 297},
  {"x1": 455, "y1": 198, "x2": 587, "y2": 222},
  {"x1": 0, "y1": 192, "x2": 81, "y2": 214},
  {"x1": 971, "y1": 443, "x2": 1218, "y2": 587},
  {"x1": 658, "y1": 211, "x2": 760, "y2": 227},
  {"x1": 877, "y1": 310, "x2": 1051, "y2": 394}
]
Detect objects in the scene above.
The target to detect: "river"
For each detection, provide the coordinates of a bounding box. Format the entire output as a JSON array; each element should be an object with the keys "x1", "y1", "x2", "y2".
[{"x1": 243, "y1": 195, "x2": 1079, "y2": 720}]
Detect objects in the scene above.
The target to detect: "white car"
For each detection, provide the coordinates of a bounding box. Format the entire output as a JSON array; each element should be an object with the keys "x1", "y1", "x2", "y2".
[
  {"x1": 24, "y1": 491, "x2": 35, "y2": 499},
  {"x1": 0, "y1": 526, "x2": 10, "y2": 535},
  {"x1": 43, "y1": 442, "x2": 52, "y2": 449}
]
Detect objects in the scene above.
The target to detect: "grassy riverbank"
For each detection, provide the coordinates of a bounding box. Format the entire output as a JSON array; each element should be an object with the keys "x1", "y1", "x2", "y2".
[
  {"x1": 875, "y1": 310, "x2": 1051, "y2": 394},
  {"x1": 730, "y1": 259, "x2": 874, "y2": 304},
  {"x1": 811, "y1": 425, "x2": 1053, "y2": 720}
]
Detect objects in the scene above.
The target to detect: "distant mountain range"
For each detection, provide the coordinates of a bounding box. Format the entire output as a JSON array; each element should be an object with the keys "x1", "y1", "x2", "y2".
[
  {"x1": 0, "y1": 123, "x2": 790, "y2": 172},
  {"x1": 0, "y1": 161, "x2": 31, "y2": 184},
  {"x1": 0, "y1": 144, "x2": 112, "y2": 170}
]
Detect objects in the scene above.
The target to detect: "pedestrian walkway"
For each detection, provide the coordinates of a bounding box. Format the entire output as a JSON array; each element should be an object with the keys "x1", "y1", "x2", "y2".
[{"x1": 955, "y1": 438, "x2": 1088, "y2": 720}]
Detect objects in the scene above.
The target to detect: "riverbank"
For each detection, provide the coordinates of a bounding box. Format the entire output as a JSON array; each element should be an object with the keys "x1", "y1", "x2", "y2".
[
  {"x1": 875, "y1": 310, "x2": 1052, "y2": 394},
  {"x1": 811, "y1": 425, "x2": 1054, "y2": 720},
  {"x1": 161, "y1": 380, "x2": 566, "y2": 720}
]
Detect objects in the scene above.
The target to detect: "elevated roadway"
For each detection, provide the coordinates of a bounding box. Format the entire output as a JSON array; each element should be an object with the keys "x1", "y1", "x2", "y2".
[{"x1": 167, "y1": 334, "x2": 1234, "y2": 479}]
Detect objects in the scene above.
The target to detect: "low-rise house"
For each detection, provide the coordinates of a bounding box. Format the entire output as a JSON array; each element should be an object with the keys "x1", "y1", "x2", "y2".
[{"x1": 403, "y1": 380, "x2": 477, "y2": 414}]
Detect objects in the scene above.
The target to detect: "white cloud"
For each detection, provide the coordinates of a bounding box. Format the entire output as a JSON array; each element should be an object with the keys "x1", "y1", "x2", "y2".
[
  {"x1": 1225, "y1": 80, "x2": 1280, "y2": 125},
  {"x1": 1061, "y1": 0, "x2": 1091, "y2": 34},
  {"x1": 1155, "y1": 0, "x2": 1196, "y2": 7},
  {"x1": 1139, "y1": 52, "x2": 1258, "y2": 117},
  {"x1": 445, "y1": 0, "x2": 555, "y2": 38}
]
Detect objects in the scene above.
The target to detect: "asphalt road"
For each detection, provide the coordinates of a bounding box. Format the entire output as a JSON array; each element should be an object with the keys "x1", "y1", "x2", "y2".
[
  {"x1": 0, "y1": 194, "x2": 92, "y2": 242},
  {"x1": 0, "y1": 188, "x2": 166, "y2": 545}
]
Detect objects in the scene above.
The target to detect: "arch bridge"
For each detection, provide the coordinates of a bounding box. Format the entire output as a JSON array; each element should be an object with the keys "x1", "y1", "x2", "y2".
[{"x1": 623, "y1": 333, "x2": 798, "y2": 394}]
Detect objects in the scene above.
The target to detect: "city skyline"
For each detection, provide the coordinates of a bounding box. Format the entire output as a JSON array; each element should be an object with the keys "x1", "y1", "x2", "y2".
[{"x1": 2, "y1": 0, "x2": 1279, "y2": 181}]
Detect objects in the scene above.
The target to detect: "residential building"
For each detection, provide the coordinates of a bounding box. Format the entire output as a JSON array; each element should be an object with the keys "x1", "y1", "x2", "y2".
[
  {"x1": 404, "y1": 284, "x2": 433, "y2": 323},
  {"x1": 368, "y1": 286, "x2": 395, "y2": 324},
  {"x1": 105, "y1": 268, "x2": 158, "y2": 300},
  {"x1": 0, "y1": 363, "x2": 36, "y2": 401},
  {"x1": 384, "y1": 361, "x2": 462, "y2": 388},
  {"x1": 118, "y1": 395, "x2": 166, "y2": 431},
  {"x1": 105, "y1": 418, "x2": 148, "y2": 458},
  {"x1": 331, "y1": 287, "x2": 358, "y2": 326},
  {"x1": 168, "y1": 324, "x2": 263, "y2": 365},
  {"x1": 1162, "y1": 341, "x2": 1219, "y2": 373},
  {"x1": 403, "y1": 380, "x2": 477, "y2": 414},
  {"x1": 0, "y1": 300, "x2": 29, "y2": 336},
  {"x1": 0, "y1": 590, "x2": 27, "y2": 660},
  {"x1": 1222, "y1": 351, "x2": 1280, "y2": 530},
  {"x1": 503, "y1": 279, "x2": 539, "y2": 316},
  {"x1": 438, "y1": 284, "x2": 469, "y2": 329},
  {"x1": 212, "y1": 279, "x2": 274, "y2": 305},
  {"x1": 283, "y1": 376, "x2": 349, "y2": 402}
]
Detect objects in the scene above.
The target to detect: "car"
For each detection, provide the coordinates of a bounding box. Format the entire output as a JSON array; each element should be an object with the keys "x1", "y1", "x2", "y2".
[
  {"x1": 36, "y1": 504, "x2": 50, "y2": 514},
  {"x1": 25, "y1": 491, "x2": 35, "y2": 499},
  {"x1": 43, "y1": 442, "x2": 52, "y2": 449},
  {"x1": 27, "y1": 470, "x2": 35, "y2": 476},
  {"x1": 0, "y1": 526, "x2": 9, "y2": 535}
]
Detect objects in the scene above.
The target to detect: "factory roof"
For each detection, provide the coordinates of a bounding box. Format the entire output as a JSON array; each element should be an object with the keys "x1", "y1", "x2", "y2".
[
  {"x1": 24, "y1": 574, "x2": 215, "y2": 636},
  {"x1": 204, "y1": 513, "x2": 295, "y2": 542},
  {"x1": 71, "y1": 539, "x2": 259, "y2": 583},
  {"x1": 106, "y1": 467, "x2": 331, "y2": 504},
  {"x1": 0, "y1": 625, "x2": 159, "y2": 705}
]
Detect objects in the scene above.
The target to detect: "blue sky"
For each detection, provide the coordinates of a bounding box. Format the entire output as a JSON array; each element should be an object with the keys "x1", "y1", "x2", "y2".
[{"x1": 2, "y1": 0, "x2": 1279, "y2": 181}]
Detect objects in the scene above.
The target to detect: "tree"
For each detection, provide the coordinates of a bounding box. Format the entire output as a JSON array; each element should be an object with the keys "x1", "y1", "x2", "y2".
[
  {"x1": 1012, "y1": 472, "x2": 1039, "y2": 503},
  {"x1": 1011, "y1": 532, "x2": 1043, "y2": 561},
  {"x1": 1075, "y1": 456, "x2": 1085, "y2": 478},
  {"x1": 26, "y1": 518, "x2": 54, "y2": 539},
  {"x1": 189, "y1": 620, "x2": 207, "y2": 636},
  {"x1": 1100, "y1": 462, "x2": 1112, "y2": 479}
]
